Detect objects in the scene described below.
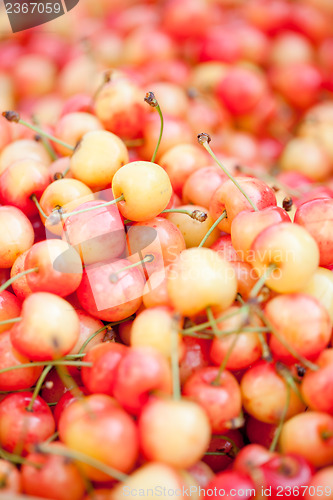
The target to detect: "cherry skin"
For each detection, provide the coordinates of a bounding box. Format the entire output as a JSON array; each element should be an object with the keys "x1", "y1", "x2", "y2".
[
  {"x1": 301, "y1": 350, "x2": 333, "y2": 414},
  {"x1": 142, "y1": 269, "x2": 171, "y2": 309},
  {"x1": 21, "y1": 443, "x2": 86, "y2": 500},
  {"x1": 69, "y1": 309, "x2": 107, "y2": 355},
  {"x1": 179, "y1": 336, "x2": 211, "y2": 386},
  {"x1": 130, "y1": 306, "x2": 184, "y2": 360},
  {"x1": 250, "y1": 222, "x2": 320, "y2": 293},
  {"x1": 240, "y1": 361, "x2": 305, "y2": 424},
  {"x1": 76, "y1": 259, "x2": 145, "y2": 322},
  {"x1": 158, "y1": 143, "x2": 209, "y2": 197},
  {"x1": 265, "y1": 293, "x2": 332, "y2": 363},
  {"x1": 70, "y1": 130, "x2": 129, "y2": 190},
  {"x1": 112, "y1": 161, "x2": 173, "y2": 221},
  {"x1": 182, "y1": 166, "x2": 226, "y2": 209},
  {"x1": 294, "y1": 198, "x2": 333, "y2": 267},
  {"x1": 0, "y1": 459, "x2": 21, "y2": 494},
  {"x1": 63, "y1": 200, "x2": 126, "y2": 266},
  {"x1": 10, "y1": 250, "x2": 33, "y2": 301},
  {"x1": 113, "y1": 347, "x2": 172, "y2": 416},
  {"x1": 139, "y1": 397, "x2": 211, "y2": 469},
  {"x1": 258, "y1": 454, "x2": 314, "y2": 500},
  {"x1": 280, "y1": 137, "x2": 331, "y2": 182},
  {"x1": 81, "y1": 342, "x2": 128, "y2": 396},
  {"x1": 210, "y1": 234, "x2": 241, "y2": 262},
  {"x1": 53, "y1": 111, "x2": 103, "y2": 156},
  {"x1": 206, "y1": 471, "x2": 256, "y2": 499},
  {"x1": 209, "y1": 177, "x2": 277, "y2": 233},
  {"x1": 0, "y1": 393, "x2": 55, "y2": 454},
  {"x1": 304, "y1": 466, "x2": 333, "y2": 500},
  {"x1": 233, "y1": 444, "x2": 277, "y2": 476},
  {"x1": 25, "y1": 239, "x2": 83, "y2": 297},
  {"x1": 58, "y1": 394, "x2": 139, "y2": 481},
  {"x1": 279, "y1": 412, "x2": 333, "y2": 468},
  {"x1": 0, "y1": 206, "x2": 34, "y2": 268},
  {"x1": 0, "y1": 332, "x2": 42, "y2": 391},
  {"x1": 10, "y1": 292, "x2": 80, "y2": 361},
  {"x1": 167, "y1": 247, "x2": 237, "y2": 316},
  {"x1": 0, "y1": 290, "x2": 21, "y2": 334},
  {"x1": 203, "y1": 430, "x2": 244, "y2": 473},
  {"x1": 231, "y1": 206, "x2": 290, "y2": 263},
  {"x1": 0, "y1": 158, "x2": 50, "y2": 217},
  {"x1": 245, "y1": 416, "x2": 278, "y2": 448},
  {"x1": 229, "y1": 261, "x2": 259, "y2": 301},
  {"x1": 183, "y1": 366, "x2": 242, "y2": 433}
]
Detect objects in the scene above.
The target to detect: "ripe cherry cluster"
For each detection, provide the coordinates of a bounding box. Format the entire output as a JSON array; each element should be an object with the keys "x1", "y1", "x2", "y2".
[{"x1": 0, "y1": 0, "x2": 333, "y2": 498}]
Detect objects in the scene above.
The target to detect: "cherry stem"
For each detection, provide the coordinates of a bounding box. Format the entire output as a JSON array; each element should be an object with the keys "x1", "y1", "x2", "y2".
[
  {"x1": 269, "y1": 382, "x2": 291, "y2": 452},
  {"x1": 0, "y1": 360, "x2": 92, "y2": 375},
  {"x1": 61, "y1": 165, "x2": 71, "y2": 178},
  {"x1": 212, "y1": 434, "x2": 240, "y2": 455},
  {"x1": 44, "y1": 431, "x2": 59, "y2": 444},
  {"x1": 0, "y1": 446, "x2": 42, "y2": 468},
  {"x1": 2, "y1": 112, "x2": 74, "y2": 151},
  {"x1": 181, "y1": 305, "x2": 249, "y2": 335},
  {"x1": 206, "y1": 306, "x2": 220, "y2": 337},
  {"x1": 211, "y1": 333, "x2": 240, "y2": 386},
  {"x1": 32, "y1": 115, "x2": 58, "y2": 161},
  {"x1": 78, "y1": 325, "x2": 112, "y2": 355},
  {"x1": 254, "y1": 307, "x2": 319, "y2": 372},
  {"x1": 161, "y1": 208, "x2": 208, "y2": 222},
  {"x1": 0, "y1": 317, "x2": 22, "y2": 326},
  {"x1": 36, "y1": 442, "x2": 128, "y2": 482},
  {"x1": 249, "y1": 263, "x2": 277, "y2": 299},
  {"x1": 257, "y1": 332, "x2": 273, "y2": 362},
  {"x1": 197, "y1": 133, "x2": 259, "y2": 212},
  {"x1": 54, "y1": 194, "x2": 125, "y2": 222},
  {"x1": 31, "y1": 194, "x2": 49, "y2": 219},
  {"x1": 171, "y1": 315, "x2": 181, "y2": 401},
  {"x1": 109, "y1": 254, "x2": 154, "y2": 283},
  {"x1": 26, "y1": 365, "x2": 53, "y2": 412},
  {"x1": 199, "y1": 210, "x2": 227, "y2": 247},
  {"x1": 0, "y1": 267, "x2": 39, "y2": 293},
  {"x1": 144, "y1": 91, "x2": 164, "y2": 163},
  {"x1": 276, "y1": 362, "x2": 305, "y2": 405}
]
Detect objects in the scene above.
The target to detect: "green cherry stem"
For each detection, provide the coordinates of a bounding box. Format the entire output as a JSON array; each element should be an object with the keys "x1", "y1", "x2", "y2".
[
  {"x1": 0, "y1": 317, "x2": 22, "y2": 326},
  {"x1": 211, "y1": 332, "x2": 240, "y2": 386},
  {"x1": 31, "y1": 194, "x2": 49, "y2": 219},
  {"x1": 269, "y1": 382, "x2": 291, "y2": 453},
  {"x1": 254, "y1": 306, "x2": 319, "y2": 372},
  {"x1": 180, "y1": 305, "x2": 249, "y2": 335},
  {"x1": 2, "y1": 111, "x2": 74, "y2": 152},
  {"x1": 0, "y1": 267, "x2": 39, "y2": 293},
  {"x1": 248, "y1": 263, "x2": 278, "y2": 300},
  {"x1": 206, "y1": 306, "x2": 220, "y2": 337},
  {"x1": 144, "y1": 92, "x2": 164, "y2": 163},
  {"x1": 197, "y1": 133, "x2": 259, "y2": 212},
  {"x1": 26, "y1": 365, "x2": 53, "y2": 412},
  {"x1": 44, "y1": 431, "x2": 59, "y2": 444},
  {"x1": 36, "y1": 443, "x2": 128, "y2": 483},
  {"x1": 32, "y1": 115, "x2": 58, "y2": 161},
  {"x1": 0, "y1": 360, "x2": 92, "y2": 375},
  {"x1": 109, "y1": 254, "x2": 154, "y2": 283},
  {"x1": 199, "y1": 210, "x2": 227, "y2": 247},
  {"x1": 171, "y1": 315, "x2": 181, "y2": 401},
  {"x1": 54, "y1": 194, "x2": 125, "y2": 221}
]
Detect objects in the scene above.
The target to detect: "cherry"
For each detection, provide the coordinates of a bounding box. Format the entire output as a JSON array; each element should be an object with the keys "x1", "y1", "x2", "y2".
[
  {"x1": 245, "y1": 416, "x2": 278, "y2": 448},
  {"x1": 139, "y1": 397, "x2": 211, "y2": 469},
  {"x1": 279, "y1": 412, "x2": 333, "y2": 468},
  {"x1": 58, "y1": 393, "x2": 139, "y2": 481},
  {"x1": 240, "y1": 361, "x2": 305, "y2": 424},
  {"x1": 112, "y1": 161, "x2": 172, "y2": 221},
  {"x1": 0, "y1": 459, "x2": 21, "y2": 494},
  {"x1": 294, "y1": 198, "x2": 333, "y2": 267},
  {"x1": 10, "y1": 292, "x2": 80, "y2": 361},
  {"x1": 0, "y1": 158, "x2": 50, "y2": 217},
  {"x1": 265, "y1": 293, "x2": 331, "y2": 363},
  {"x1": 76, "y1": 259, "x2": 145, "y2": 322},
  {"x1": 113, "y1": 347, "x2": 172, "y2": 416},
  {"x1": 258, "y1": 453, "x2": 314, "y2": 499},
  {"x1": 233, "y1": 444, "x2": 276, "y2": 476},
  {"x1": 301, "y1": 350, "x2": 333, "y2": 413},
  {"x1": 142, "y1": 269, "x2": 171, "y2": 309},
  {"x1": 305, "y1": 466, "x2": 333, "y2": 500},
  {"x1": 0, "y1": 206, "x2": 34, "y2": 268},
  {"x1": 188, "y1": 461, "x2": 215, "y2": 488},
  {"x1": 182, "y1": 166, "x2": 226, "y2": 209},
  {"x1": 280, "y1": 138, "x2": 332, "y2": 182},
  {"x1": 24, "y1": 239, "x2": 83, "y2": 297},
  {"x1": 70, "y1": 130, "x2": 129, "y2": 190},
  {"x1": 0, "y1": 332, "x2": 42, "y2": 391},
  {"x1": 0, "y1": 290, "x2": 21, "y2": 334},
  {"x1": 203, "y1": 431, "x2": 244, "y2": 473},
  {"x1": 21, "y1": 443, "x2": 86, "y2": 500},
  {"x1": 0, "y1": 392, "x2": 55, "y2": 454},
  {"x1": 179, "y1": 336, "x2": 211, "y2": 386},
  {"x1": 183, "y1": 366, "x2": 242, "y2": 433},
  {"x1": 0, "y1": 139, "x2": 51, "y2": 176}
]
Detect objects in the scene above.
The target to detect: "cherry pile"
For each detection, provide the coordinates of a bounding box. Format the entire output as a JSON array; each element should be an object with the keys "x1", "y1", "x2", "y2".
[{"x1": 0, "y1": 0, "x2": 333, "y2": 498}]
